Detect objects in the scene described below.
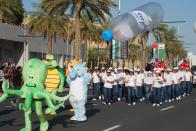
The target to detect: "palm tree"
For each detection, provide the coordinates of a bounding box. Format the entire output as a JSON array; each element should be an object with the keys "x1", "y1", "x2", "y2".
[
  {"x1": 27, "y1": 8, "x2": 69, "y2": 53},
  {"x1": 41, "y1": 0, "x2": 117, "y2": 59},
  {"x1": 152, "y1": 24, "x2": 187, "y2": 65},
  {"x1": 0, "y1": 0, "x2": 24, "y2": 25}
]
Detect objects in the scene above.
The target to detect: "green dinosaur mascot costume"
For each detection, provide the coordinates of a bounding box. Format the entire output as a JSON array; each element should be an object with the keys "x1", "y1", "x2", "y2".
[
  {"x1": 0, "y1": 58, "x2": 71, "y2": 131},
  {"x1": 43, "y1": 54, "x2": 64, "y2": 94},
  {"x1": 43, "y1": 54, "x2": 65, "y2": 115}
]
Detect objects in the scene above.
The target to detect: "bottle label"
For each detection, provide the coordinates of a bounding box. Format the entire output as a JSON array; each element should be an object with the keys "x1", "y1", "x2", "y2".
[{"x1": 129, "y1": 10, "x2": 150, "y2": 31}]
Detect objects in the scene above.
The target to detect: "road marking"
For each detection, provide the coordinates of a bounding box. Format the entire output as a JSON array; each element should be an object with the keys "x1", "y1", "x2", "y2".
[
  {"x1": 103, "y1": 125, "x2": 121, "y2": 131},
  {"x1": 160, "y1": 106, "x2": 175, "y2": 111}
]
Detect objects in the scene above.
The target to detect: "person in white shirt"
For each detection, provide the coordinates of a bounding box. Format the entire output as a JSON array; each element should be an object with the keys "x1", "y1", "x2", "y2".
[
  {"x1": 117, "y1": 68, "x2": 125, "y2": 101},
  {"x1": 152, "y1": 71, "x2": 163, "y2": 106},
  {"x1": 87, "y1": 69, "x2": 92, "y2": 89},
  {"x1": 92, "y1": 69, "x2": 101, "y2": 100},
  {"x1": 160, "y1": 70, "x2": 166, "y2": 104},
  {"x1": 178, "y1": 68, "x2": 186, "y2": 97},
  {"x1": 185, "y1": 68, "x2": 192, "y2": 95},
  {"x1": 124, "y1": 70, "x2": 136, "y2": 105},
  {"x1": 103, "y1": 70, "x2": 114, "y2": 105},
  {"x1": 144, "y1": 71, "x2": 154, "y2": 103},
  {"x1": 135, "y1": 70, "x2": 144, "y2": 101},
  {"x1": 164, "y1": 69, "x2": 173, "y2": 102},
  {"x1": 111, "y1": 69, "x2": 119, "y2": 101},
  {"x1": 100, "y1": 68, "x2": 107, "y2": 99},
  {"x1": 172, "y1": 68, "x2": 180, "y2": 100}
]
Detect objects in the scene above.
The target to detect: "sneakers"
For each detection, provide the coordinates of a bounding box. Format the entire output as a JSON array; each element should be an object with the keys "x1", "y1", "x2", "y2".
[
  {"x1": 176, "y1": 97, "x2": 179, "y2": 100},
  {"x1": 160, "y1": 102, "x2": 163, "y2": 105},
  {"x1": 102, "y1": 102, "x2": 107, "y2": 105},
  {"x1": 133, "y1": 102, "x2": 136, "y2": 105},
  {"x1": 172, "y1": 99, "x2": 174, "y2": 101},
  {"x1": 165, "y1": 100, "x2": 168, "y2": 102},
  {"x1": 187, "y1": 94, "x2": 190, "y2": 96},
  {"x1": 92, "y1": 98, "x2": 97, "y2": 101},
  {"x1": 118, "y1": 98, "x2": 121, "y2": 101},
  {"x1": 99, "y1": 96, "x2": 102, "y2": 100},
  {"x1": 178, "y1": 96, "x2": 181, "y2": 100},
  {"x1": 108, "y1": 102, "x2": 111, "y2": 105},
  {"x1": 153, "y1": 103, "x2": 156, "y2": 106},
  {"x1": 157, "y1": 104, "x2": 160, "y2": 107},
  {"x1": 169, "y1": 99, "x2": 171, "y2": 102},
  {"x1": 128, "y1": 103, "x2": 131, "y2": 106}
]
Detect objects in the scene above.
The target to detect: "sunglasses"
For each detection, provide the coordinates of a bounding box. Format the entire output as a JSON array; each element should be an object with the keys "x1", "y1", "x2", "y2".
[{"x1": 43, "y1": 59, "x2": 56, "y2": 62}]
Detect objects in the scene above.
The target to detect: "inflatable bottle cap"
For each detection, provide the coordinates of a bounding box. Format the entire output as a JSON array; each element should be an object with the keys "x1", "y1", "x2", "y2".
[{"x1": 102, "y1": 29, "x2": 113, "y2": 42}]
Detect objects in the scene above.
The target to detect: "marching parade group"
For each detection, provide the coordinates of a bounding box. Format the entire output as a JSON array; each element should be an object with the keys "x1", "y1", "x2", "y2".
[{"x1": 87, "y1": 67, "x2": 193, "y2": 107}]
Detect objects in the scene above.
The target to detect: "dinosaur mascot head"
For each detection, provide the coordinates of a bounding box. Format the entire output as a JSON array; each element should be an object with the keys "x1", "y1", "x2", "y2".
[{"x1": 43, "y1": 54, "x2": 58, "y2": 69}]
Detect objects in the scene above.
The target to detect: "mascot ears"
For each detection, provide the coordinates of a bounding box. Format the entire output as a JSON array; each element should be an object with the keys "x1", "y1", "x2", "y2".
[{"x1": 82, "y1": 62, "x2": 86, "y2": 67}]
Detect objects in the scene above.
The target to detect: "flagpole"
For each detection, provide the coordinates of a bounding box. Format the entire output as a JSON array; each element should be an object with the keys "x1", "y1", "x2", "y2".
[{"x1": 118, "y1": 0, "x2": 121, "y2": 68}]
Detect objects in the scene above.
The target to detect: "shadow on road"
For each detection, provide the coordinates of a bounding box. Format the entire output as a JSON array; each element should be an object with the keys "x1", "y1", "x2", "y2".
[
  {"x1": 0, "y1": 118, "x2": 16, "y2": 127},
  {"x1": 0, "y1": 108, "x2": 15, "y2": 116}
]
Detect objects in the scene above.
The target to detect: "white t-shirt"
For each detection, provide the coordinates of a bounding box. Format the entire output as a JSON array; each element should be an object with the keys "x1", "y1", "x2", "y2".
[
  {"x1": 92, "y1": 72, "x2": 100, "y2": 83},
  {"x1": 103, "y1": 75, "x2": 114, "y2": 88},
  {"x1": 100, "y1": 72, "x2": 107, "y2": 83},
  {"x1": 153, "y1": 76, "x2": 163, "y2": 88},
  {"x1": 178, "y1": 71, "x2": 186, "y2": 81},
  {"x1": 118, "y1": 72, "x2": 125, "y2": 84},
  {"x1": 144, "y1": 75, "x2": 154, "y2": 85},
  {"x1": 111, "y1": 72, "x2": 118, "y2": 85},
  {"x1": 125, "y1": 75, "x2": 136, "y2": 87},
  {"x1": 172, "y1": 72, "x2": 180, "y2": 84},
  {"x1": 185, "y1": 71, "x2": 192, "y2": 81},
  {"x1": 165, "y1": 73, "x2": 173, "y2": 85},
  {"x1": 136, "y1": 73, "x2": 144, "y2": 86}
]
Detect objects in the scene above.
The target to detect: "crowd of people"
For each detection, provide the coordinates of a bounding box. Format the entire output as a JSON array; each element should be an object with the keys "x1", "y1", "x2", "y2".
[
  {"x1": 0, "y1": 61, "x2": 194, "y2": 108},
  {"x1": 87, "y1": 67, "x2": 193, "y2": 107},
  {"x1": 0, "y1": 62, "x2": 23, "y2": 93}
]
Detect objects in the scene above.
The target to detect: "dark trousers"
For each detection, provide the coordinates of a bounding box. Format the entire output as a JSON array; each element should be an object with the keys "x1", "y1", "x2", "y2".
[
  {"x1": 186, "y1": 81, "x2": 191, "y2": 95},
  {"x1": 126, "y1": 86, "x2": 136, "y2": 103},
  {"x1": 165, "y1": 85, "x2": 172, "y2": 100},
  {"x1": 118, "y1": 84, "x2": 125, "y2": 99},
  {"x1": 104, "y1": 88, "x2": 112, "y2": 104},
  {"x1": 136, "y1": 86, "x2": 143, "y2": 99},
  {"x1": 180, "y1": 81, "x2": 186, "y2": 95},
  {"x1": 93, "y1": 83, "x2": 101, "y2": 98},
  {"x1": 113, "y1": 85, "x2": 119, "y2": 100},
  {"x1": 153, "y1": 88, "x2": 161, "y2": 104},
  {"x1": 173, "y1": 84, "x2": 179, "y2": 98}
]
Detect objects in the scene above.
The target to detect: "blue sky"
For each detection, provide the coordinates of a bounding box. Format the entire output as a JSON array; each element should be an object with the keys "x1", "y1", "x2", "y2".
[{"x1": 23, "y1": 0, "x2": 196, "y2": 54}]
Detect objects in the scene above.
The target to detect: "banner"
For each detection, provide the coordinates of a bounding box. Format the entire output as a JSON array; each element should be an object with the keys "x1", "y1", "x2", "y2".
[
  {"x1": 121, "y1": 41, "x2": 128, "y2": 59},
  {"x1": 112, "y1": 40, "x2": 119, "y2": 59}
]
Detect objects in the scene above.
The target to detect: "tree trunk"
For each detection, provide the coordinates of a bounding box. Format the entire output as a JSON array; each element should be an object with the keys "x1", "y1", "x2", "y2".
[
  {"x1": 48, "y1": 33, "x2": 53, "y2": 54},
  {"x1": 74, "y1": 10, "x2": 81, "y2": 60},
  {"x1": 97, "y1": 44, "x2": 100, "y2": 67},
  {"x1": 131, "y1": 60, "x2": 135, "y2": 68}
]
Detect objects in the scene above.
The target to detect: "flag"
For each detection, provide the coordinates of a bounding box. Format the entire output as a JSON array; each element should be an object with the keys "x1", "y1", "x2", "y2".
[{"x1": 112, "y1": 40, "x2": 119, "y2": 60}]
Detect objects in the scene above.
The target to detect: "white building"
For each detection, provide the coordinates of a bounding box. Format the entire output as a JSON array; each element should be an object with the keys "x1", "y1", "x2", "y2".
[{"x1": 0, "y1": 22, "x2": 71, "y2": 67}]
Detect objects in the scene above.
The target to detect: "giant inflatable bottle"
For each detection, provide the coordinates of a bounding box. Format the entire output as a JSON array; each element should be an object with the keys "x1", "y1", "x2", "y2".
[{"x1": 102, "y1": 2, "x2": 164, "y2": 42}]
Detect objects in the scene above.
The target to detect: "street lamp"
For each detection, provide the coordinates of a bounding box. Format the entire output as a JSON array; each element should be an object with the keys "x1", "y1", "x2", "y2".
[{"x1": 194, "y1": 22, "x2": 196, "y2": 33}]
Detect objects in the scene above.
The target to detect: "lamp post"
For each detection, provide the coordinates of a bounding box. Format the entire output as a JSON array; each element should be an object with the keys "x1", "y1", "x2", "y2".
[
  {"x1": 194, "y1": 22, "x2": 196, "y2": 33},
  {"x1": 118, "y1": 0, "x2": 121, "y2": 67}
]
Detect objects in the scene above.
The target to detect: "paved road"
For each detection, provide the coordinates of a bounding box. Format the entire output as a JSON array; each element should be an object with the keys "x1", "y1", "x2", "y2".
[{"x1": 0, "y1": 89, "x2": 196, "y2": 131}]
